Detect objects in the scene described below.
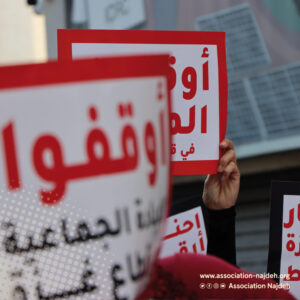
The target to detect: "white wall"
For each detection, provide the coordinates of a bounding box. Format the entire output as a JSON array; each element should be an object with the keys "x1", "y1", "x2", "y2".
[{"x1": 0, "y1": 1, "x2": 47, "y2": 66}]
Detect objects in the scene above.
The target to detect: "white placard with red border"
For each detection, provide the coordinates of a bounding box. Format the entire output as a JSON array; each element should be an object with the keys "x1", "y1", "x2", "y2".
[
  {"x1": 159, "y1": 206, "x2": 207, "y2": 258},
  {"x1": 0, "y1": 56, "x2": 171, "y2": 300},
  {"x1": 268, "y1": 181, "x2": 300, "y2": 298},
  {"x1": 57, "y1": 29, "x2": 228, "y2": 175}
]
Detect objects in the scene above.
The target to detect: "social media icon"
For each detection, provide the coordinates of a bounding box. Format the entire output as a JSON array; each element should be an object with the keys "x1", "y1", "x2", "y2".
[
  {"x1": 220, "y1": 283, "x2": 226, "y2": 289},
  {"x1": 199, "y1": 283, "x2": 206, "y2": 289},
  {"x1": 213, "y1": 283, "x2": 219, "y2": 289}
]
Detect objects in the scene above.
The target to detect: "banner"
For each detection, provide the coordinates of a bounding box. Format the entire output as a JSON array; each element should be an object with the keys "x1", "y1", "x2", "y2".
[
  {"x1": 268, "y1": 181, "x2": 300, "y2": 298},
  {"x1": 0, "y1": 55, "x2": 171, "y2": 300},
  {"x1": 57, "y1": 29, "x2": 228, "y2": 175}
]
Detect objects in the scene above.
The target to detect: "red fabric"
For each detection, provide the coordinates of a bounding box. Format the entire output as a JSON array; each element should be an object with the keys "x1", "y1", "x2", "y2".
[{"x1": 138, "y1": 253, "x2": 295, "y2": 299}]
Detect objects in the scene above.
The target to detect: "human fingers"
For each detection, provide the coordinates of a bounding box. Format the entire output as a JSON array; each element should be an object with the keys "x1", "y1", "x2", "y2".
[
  {"x1": 218, "y1": 149, "x2": 237, "y2": 172},
  {"x1": 220, "y1": 139, "x2": 234, "y2": 151},
  {"x1": 221, "y1": 161, "x2": 240, "y2": 180}
]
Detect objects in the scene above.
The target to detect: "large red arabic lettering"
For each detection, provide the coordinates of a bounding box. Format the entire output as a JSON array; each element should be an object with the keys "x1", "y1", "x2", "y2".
[
  {"x1": 33, "y1": 105, "x2": 139, "y2": 205},
  {"x1": 201, "y1": 105, "x2": 207, "y2": 134},
  {"x1": 33, "y1": 135, "x2": 66, "y2": 205},
  {"x1": 33, "y1": 135, "x2": 67, "y2": 204},
  {"x1": 159, "y1": 111, "x2": 166, "y2": 165},
  {"x1": 169, "y1": 55, "x2": 210, "y2": 100},
  {"x1": 2, "y1": 122, "x2": 21, "y2": 190},
  {"x1": 203, "y1": 61, "x2": 209, "y2": 91},
  {"x1": 182, "y1": 67, "x2": 197, "y2": 100},
  {"x1": 284, "y1": 208, "x2": 294, "y2": 229},
  {"x1": 144, "y1": 122, "x2": 157, "y2": 186},
  {"x1": 168, "y1": 56, "x2": 177, "y2": 90},
  {"x1": 285, "y1": 265, "x2": 300, "y2": 281}
]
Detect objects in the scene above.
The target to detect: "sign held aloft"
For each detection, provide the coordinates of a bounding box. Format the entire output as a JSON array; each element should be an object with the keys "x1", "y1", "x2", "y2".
[
  {"x1": 268, "y1": 181, "x2": 300, "y2": 298},
  {"x1": 0, "y1": 55, "x2": 171, "y2": 300},
  {"x1": 57, "y1": 29, "x2": 228, "y2": 175}
]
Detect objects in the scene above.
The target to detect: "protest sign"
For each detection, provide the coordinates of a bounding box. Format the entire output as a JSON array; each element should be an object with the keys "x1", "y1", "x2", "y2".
[
  {"x1": 57, "y1": 29, "x2": 228, "y2": 175},
  {"x1": 160, "y1": 206, "x2": 207, "y2": 258},
  {"x1": 0, "y1": 55, "x2": 171, "y2": 299},
  {"x1": 268, "y1": 181, "x2": 300, "y2": 298}
]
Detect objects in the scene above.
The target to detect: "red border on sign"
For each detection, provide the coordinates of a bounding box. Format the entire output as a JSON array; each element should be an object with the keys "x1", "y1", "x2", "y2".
[
  {"x1": 0, "y1": 55, "x2": 169, "y2": 90},
  {"x1": 57, "y1": 29, "x2": 228, "y2": 175}
]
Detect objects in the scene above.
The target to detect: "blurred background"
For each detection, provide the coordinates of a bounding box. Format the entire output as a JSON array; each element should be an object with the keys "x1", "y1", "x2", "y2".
[{"x1": 1, "y1": 0, "x2": 300, "y2": 273}]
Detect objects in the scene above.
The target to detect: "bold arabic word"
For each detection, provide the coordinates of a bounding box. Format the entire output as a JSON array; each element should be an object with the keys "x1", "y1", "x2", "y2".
[
  {"x1": 180, "y1": 143, "x2": 195, "y2": 161},
  {"x1": 178, "y1": 230, "x2": 205, "y2": 254},
  {"x1": 169, "y1": 49, "x2": 209, "y2": 100},
  {"x1": 283, "y1": 203, "x2": 300, "y2": 228},
  {"x1": 171, "y1": 105, "x2": 207, "y2": 135},
  {"x1": 33, "y1": 105, "x2": 139, "y2": 205},
  {"x1": 285, "y1": 233, "x2": 300, "y2": 257},
  {"x1": 284, "y1": 265, "x2": 300, "y2": 282},
  {"x1": 111, "y1": 244, "x2": 152, "y2": 300},
  {"x1": 164, "y1": 212, "x2": 202, "y2": 240},
  {"x1": 163, "y1": 212, "x2": 205, "y2": 254},
  {"x1": 2, "y1": 100, "x2": 167, "y2": 204}
]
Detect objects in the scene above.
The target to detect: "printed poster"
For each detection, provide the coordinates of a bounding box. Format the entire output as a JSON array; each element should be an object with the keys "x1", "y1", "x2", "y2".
[
  {"x1": 57, "y1": 29, "x2": 228, "y2": 175},
  {"x1": 160, "y1": 206, "x2": 207, "y2": 258},
  {"x1": 268, "y1": 181, "x2": 300, "y2": 298},
  {"x1": 0, "y1": 55, "x2": 171, "y2": 300}
]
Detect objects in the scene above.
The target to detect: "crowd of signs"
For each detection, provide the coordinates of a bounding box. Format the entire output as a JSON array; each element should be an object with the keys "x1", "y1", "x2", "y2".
[
  {"x1": 1, "y1": 27, "x2": 298, "y2": 299},
  {"x1": 0, "y1": 30, "x2": 226, "y2": 299}
]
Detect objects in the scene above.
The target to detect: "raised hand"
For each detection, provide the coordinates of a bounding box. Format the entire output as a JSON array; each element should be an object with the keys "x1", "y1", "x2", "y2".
[{"x1": 202, "y1": 139, "x2": 240, "y2": 210}]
